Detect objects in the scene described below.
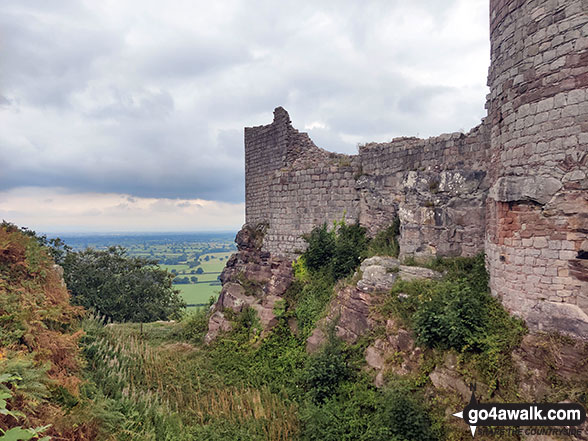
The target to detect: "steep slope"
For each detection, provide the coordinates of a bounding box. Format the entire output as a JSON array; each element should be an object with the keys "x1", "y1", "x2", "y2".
[{"x1": 0, "y1": 223, "x2": 95, "y2": 439}]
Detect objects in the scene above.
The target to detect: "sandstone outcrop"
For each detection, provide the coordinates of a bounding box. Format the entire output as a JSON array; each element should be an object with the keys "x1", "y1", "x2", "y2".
[
  {"x1": 306, "y1": 256, "x2": 441, "y2": 354},
  {"x1": 357, "y1": 256, "x2": 442, "y2": 293},
  {"x1": 204, "y1": 224, "x2": 293, "y2": 344}
]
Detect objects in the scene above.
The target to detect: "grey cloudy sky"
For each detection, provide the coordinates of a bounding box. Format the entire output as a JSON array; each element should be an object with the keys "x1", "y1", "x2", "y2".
[{"x1": 0, "y1": 0, "x2": 490, "y2": 232}]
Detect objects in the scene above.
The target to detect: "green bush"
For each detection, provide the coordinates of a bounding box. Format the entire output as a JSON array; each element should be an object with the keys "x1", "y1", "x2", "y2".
[
  {"x1": 381, "y1": 254, "x2": 526, "y2": 393},
  {"x1": 413, "y1": 281, "x2": 486, "y2": 350},
  {"x1": 332, "y1": 222, "x2": 369, "y2": 280},
  {"x1": 367, "y1": 218, "x2": 400, "y2": 258},
  {"x1": 302, "y1": 224, "x2": 336, "y2": 273},
  {"x1": 302, "y1": 221, "x2": 368, "y2": 281},
  {"x1": 303, "y1": 326, "x2": 351, "y2": 404},
  {"x1": 385, "y1": 254, "x2": 524, "y2": 353},
  {"x1": 292, "y1": 271, "x2": 335, "y2": 338},
  {"x1": 300, "y1": 381, "x2": 439, "y2": 441},
  {"x1": 62, "y1": 246, "x2": 185, "y2": 323},
  {"x1": 179, "y1": 309, "x2": 209, "y2": 343}
]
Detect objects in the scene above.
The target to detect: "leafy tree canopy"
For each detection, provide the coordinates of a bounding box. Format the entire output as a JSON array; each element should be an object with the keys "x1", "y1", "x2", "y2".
[{"x1": 61, "y1": 246, "x2": 185, "y2": 322}]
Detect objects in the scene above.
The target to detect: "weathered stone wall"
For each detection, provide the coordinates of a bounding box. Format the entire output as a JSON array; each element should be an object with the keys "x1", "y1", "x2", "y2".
[
  {"x1": 245, "y1": 107, "x2": 291, "y2": 226},
  {"x1": 264, "y1": 157, "x2": 361, "y2": 256},
  {"x1": 485, "y1": 0, "x2": 588, "y2": 337},
  {"x1": 245, "y1": 110, "x2": 490, "y2": 259},
  {"x1": 358, "y1": 123, "x2": 490, "y2": 258},
  {"x1": 245, "y1": 108, "x2": 363, "y2": 257}
]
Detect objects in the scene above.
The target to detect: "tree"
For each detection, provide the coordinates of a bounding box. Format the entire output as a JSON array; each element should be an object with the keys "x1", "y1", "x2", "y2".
[
  {"x1": 61, "y1": 246, "x2": 185, "y2": 323},
  {"x1": 196, "y1": 267, "x2": 204, "y2": 274}
]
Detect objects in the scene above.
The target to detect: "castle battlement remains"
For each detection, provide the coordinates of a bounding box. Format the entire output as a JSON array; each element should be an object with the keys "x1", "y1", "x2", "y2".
[{"x1": 243, "y1": 0, "x2": 588, "y2": 339}]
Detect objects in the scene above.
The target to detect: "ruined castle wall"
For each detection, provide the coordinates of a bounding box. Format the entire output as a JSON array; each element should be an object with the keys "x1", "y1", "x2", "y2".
[
  {"x1": 264, "y1": 158, "x2": 361, "y2": 256},
  {"x1": 358, "y1": 122, "x2": 490, "y2": 258},
  {"x1": 245, "y1": 109, "x2": 490, "y2": 259},
  {"x1": 486, "y1": 0, "x2": 588, "y2": 336},
  {"x1": 245, "y1": 107, "x2": 291, "y2": 226},
  {"x1": 242, "y1": 0, "x2": 588, "y2": 340}
]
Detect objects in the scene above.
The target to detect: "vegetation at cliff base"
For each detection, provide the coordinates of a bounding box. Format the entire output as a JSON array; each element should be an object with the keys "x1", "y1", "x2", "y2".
[
  {"x1": 380, "y1": 254, "x2": 527, "y2": 394},
  {"x1": 302, "y1": 220, "x2": 369, "y2": 280},
  {"x1": 367, "y1": 217, "x2": 400, "y2": 258}
]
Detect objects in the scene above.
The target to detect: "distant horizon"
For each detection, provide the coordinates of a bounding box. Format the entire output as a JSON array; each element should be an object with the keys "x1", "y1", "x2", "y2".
[{"x1": 41, "y1": 229, "x2": 239, "y2": 238}]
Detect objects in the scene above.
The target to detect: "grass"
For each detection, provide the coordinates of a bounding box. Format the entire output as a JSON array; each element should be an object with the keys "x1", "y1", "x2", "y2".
[
  {"x1": 82, "y1": 318, "x2": 300, "y2": 440},
  {"x1": 177, "y1": 283, "x2": 220, "y2": 307}
]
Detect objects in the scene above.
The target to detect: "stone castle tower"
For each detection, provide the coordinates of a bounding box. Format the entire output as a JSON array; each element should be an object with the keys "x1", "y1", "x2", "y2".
[
  {"x1": 485, "y1": 0, "x2": 587, "y2": 336},
  {"x1": 243, "y1": 0, "x2": 588, "y2": 338}
]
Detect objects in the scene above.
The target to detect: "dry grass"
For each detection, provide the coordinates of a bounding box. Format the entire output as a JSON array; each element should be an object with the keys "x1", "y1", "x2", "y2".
[{"x1": 88, "y1": 323, "x2": 299, "y2": 440}]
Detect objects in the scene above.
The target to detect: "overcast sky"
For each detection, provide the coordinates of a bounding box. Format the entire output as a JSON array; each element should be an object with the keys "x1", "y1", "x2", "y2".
[{"x1": 0, "y1": 0, "x2": 490, "y2": 233}]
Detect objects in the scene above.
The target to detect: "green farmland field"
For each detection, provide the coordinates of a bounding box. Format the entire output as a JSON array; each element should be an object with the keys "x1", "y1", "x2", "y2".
[
  {"x1": 168, "y1": 252, "x2": 233, "y2": 307},
  {"x1": 177, "y1": 283, "x2": 221, "y2": 307},
  {"x1": 57, "y1": 232, "x2": 237, "y2": 311}
]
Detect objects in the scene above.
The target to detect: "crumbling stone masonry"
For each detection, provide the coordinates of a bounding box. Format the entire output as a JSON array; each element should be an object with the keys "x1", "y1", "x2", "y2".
[{"x1": 242, "y1": 0, "x2": 588, "y2": 339}]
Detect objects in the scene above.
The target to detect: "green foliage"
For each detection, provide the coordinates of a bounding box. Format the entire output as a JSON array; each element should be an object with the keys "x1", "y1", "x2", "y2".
[
  {"x1": 62, "y1": 246, "x2": 185, "y2": 322},
  {"x1": 81, "y1": 316, "x2": 300, "y2": 440},
  {"x1": 331, "y1": 222, "x2": 369, "y2": 280},
  {"x1": 381, "y1": 254, "x2": 526, "y2": 392},
  {"x1": 371, "y1": 386, "x2": 440, "y2": 441},
  {"x1": 0, "y1": 426, "x2": 50, "y2": 441},
  {"x1": 367, "y1": 218, "x2": 401, "y2": 258},
  {"x1": 188, "y1": 419, "x2": 269, "y2": 441},
  {"x1": 302, "y1": 220, "x2": 369, "y2": 281},
  {"x1": 300, "y1": 380, "x2": 439, "y2": 441},
  {"x1": 292, "y1": 256, "x2": 310, "y2": 282},
  {"x1": 413, "y1": 281, "x2": 487, "y2": 350},
  {"x1": 302, "y1": 325, "x2": 351, "y2": 404},
  {"x1": 289, "y1": 270, "x2": 335, "y2": 339},
  {"x1": 302, "y1": 224, "x2": 336, "y2": 273},
  {"x1": 178, "y1": 309, "x2": 209, "y2": 343},
  {"x1": 0, "y1": 372, "x2": 50, "y2": 441}
]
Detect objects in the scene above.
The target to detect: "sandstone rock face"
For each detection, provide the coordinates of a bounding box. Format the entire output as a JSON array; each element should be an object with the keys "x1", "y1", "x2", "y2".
[
  {"x1": 397, "y1": 168, "x2": 488, "y2": 259},
  {"x1": 307, "y1": 256, "x2": 440, "y2": 359},
  {"x1": 204, "y1": 224, "x2": 293, "y2": 344},
  {"x1": 364, "y1": 324, "x2": 422, "y2": 387},
  {"x1": 511, "y1": 334, "x2": 588, "y2": 440},
  {"x1": 306, "y1": 286, "x2": 377, "y2": 353},
  {"x1": 429, "y1": 365, "x2": 471, "y2": 401}
]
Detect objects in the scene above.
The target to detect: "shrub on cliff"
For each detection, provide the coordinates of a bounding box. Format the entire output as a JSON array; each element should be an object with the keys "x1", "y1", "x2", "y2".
[
  {"x1": 386, "y1": 254, "x2": 524, "y2": 352},
  {"x1": 382, "y1": 254, "x2": 526, "y2": 392},
  {"x1": 302, "y1": 224, "x2": 336, "y2": 273},
  {"x1": 302, "y1": 325, "x2": 351, "y2": 404},
  {"x1": 367, "y1": 218, "x2": 400, "y2": 258},
  {"x1": 302, "y1": 221, "x2": 368, "y2": 280},
  {"x1": 300, "y1": 381, "x2": 439, "y2": 441}
]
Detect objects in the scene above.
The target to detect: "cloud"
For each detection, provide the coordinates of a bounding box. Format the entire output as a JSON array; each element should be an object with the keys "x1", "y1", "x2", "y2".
[
  {"x1": 0, "y1": 0, "x2": 490, "y2": 230},
  {"x1": 0, "y1": 187, "x2": 244, "y2": 233}
]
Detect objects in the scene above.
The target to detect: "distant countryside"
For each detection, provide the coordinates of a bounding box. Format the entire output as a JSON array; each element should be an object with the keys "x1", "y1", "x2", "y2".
[{"x1": 56, "y1": 232, "x2": 237, "y2": 308}]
